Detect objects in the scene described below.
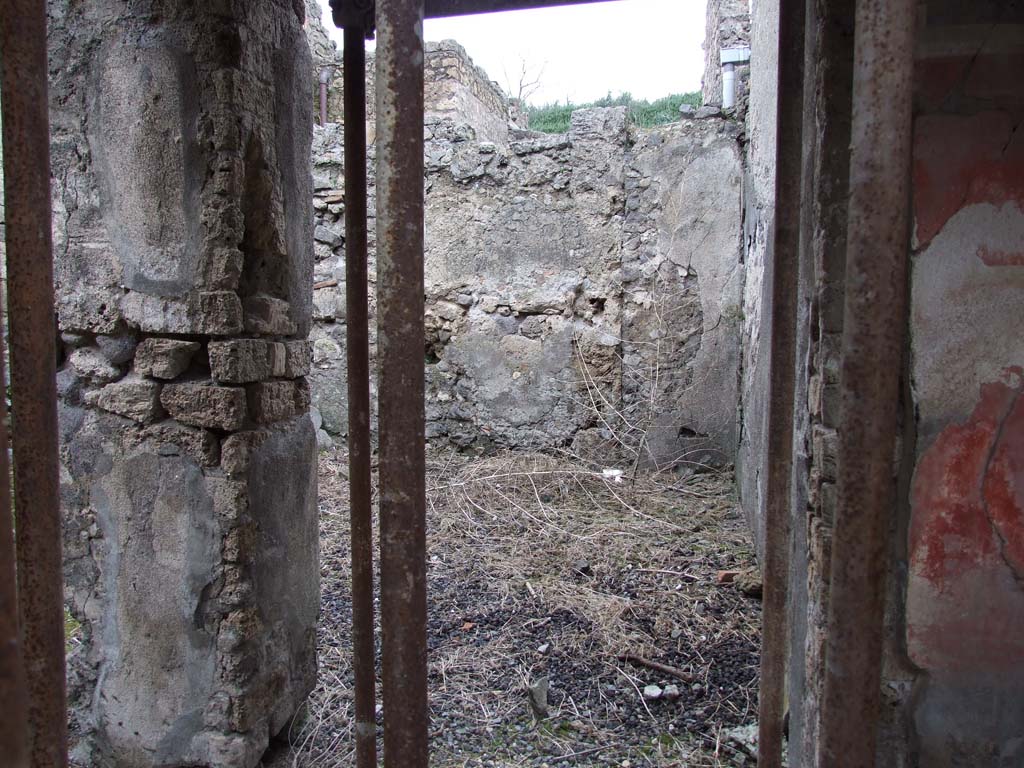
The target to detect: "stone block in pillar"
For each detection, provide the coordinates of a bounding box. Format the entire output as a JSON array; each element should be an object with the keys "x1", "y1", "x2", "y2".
[{"x1": 134, "y1": 338, "x2": 202, "y2": 379}]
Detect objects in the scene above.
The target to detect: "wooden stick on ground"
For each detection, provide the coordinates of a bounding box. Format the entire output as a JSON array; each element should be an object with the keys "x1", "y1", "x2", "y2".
[{"x1": 615, "y1": 653, "x2": 694, "y2": 682}]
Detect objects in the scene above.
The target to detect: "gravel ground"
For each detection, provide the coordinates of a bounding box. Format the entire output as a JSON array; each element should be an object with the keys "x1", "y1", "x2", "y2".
[{"x1": 267, "y1": 447, "x2": 761, "y2": 767}]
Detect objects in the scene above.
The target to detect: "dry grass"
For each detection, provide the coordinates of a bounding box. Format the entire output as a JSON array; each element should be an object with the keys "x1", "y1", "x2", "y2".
[{"x1": 272, "y1": 447, "x2": 760, "y2": 768}]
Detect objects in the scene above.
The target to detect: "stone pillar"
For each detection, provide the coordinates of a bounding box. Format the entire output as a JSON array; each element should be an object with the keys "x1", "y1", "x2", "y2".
[{"x1": 49, "y1": 2, "x2": 318, "y2": 766}]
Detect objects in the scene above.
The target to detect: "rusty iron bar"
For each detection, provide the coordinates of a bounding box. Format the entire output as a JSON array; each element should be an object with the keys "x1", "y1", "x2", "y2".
[
  {"x1": 0, "y1": 303, "x2": 28, "y2": 765},
  {"x1": 817, "y1": 0, "x2": 915, "y2": 764},
  {"x1": 756, "y1": 0, "x2": 806, "y2": 765},
  {"x1": 344, "y1": 22, "x2": 378, "y2": 768},
  {"x1": 786, "y1": 0, "x2": 856, "y2": 760},
  {"x1": 0, "y1": 1, "x2": 68, "y2": 767},
  {"x1": 375, "y1": 1, "x2": 429, "y2": 767}
]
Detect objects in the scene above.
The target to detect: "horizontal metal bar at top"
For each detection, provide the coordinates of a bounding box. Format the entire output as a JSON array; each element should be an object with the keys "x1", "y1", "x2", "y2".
[
  {"x1": 331, "y1": 0, "x2": 620, "y2": 26},
  {"x1": 424, "y1": 0, "x2": 620, "y2": 18}
]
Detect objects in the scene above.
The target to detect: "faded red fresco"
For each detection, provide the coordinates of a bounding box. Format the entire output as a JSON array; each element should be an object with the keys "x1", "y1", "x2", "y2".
[
  {"x1": 908, "y1": 368, "x2": 1024, "y2": 672},
  {"x1": 912, "y1": 111, "x2": 1024, "y2": 248}
]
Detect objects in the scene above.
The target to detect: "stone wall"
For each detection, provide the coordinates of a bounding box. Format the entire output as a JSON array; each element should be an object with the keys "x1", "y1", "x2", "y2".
[
  {"x1": 736, "y1": 0, "x2": 777, "y2": 552},
  {"x1": 311, "y1": 14, "x2": 511, "y2": 147},
  {"x1": 49, "y1": 2, "x2": 319, "y2": 766},
  {"x1": 308, "y1": 105, "x2": 745, "y2": 467}
]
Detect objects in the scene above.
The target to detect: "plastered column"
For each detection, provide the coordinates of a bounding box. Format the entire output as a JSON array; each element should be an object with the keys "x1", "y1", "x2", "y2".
[{"x1": 49, "y1": 2, "x2": 318, "y2": 765}]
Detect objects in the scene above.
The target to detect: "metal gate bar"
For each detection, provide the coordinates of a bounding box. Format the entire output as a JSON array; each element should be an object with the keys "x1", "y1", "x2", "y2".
[
  {"x1": 343, "y1": 13, "x2": 379, "y2": 768},
  {"x1": 0, "y1": 295, "x2": 27, "y2": 766},
  {"x1": 0, "y1": 2, "x2": 67, "y2": 767},
  {"x1": 756, "y1": 0, "x2": 806, "y2": 765},
  {"x1": 375, "y1": 1, "x2": 429, "y2": 767},
  {"x1": 818, "y1": 0, "x2": 914, "y2": 764}
]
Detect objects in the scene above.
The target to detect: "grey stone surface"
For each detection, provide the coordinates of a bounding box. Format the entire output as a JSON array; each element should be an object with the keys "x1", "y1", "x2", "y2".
[
  {"x1": 96, "y1": 333, "x2": 138, "y2": 365},
  {"x1": 248, "y1": 380, "x2": 311, "y2": 424},
  {"x1": 90, "y1": 446, "x2": 223, "y2": 766},
  {"x1": 624, "y1": 120, "x2": 744, "y2": 466},
  {"x1": 240, "y1": 417, "x2": 319, "y2": 742}
]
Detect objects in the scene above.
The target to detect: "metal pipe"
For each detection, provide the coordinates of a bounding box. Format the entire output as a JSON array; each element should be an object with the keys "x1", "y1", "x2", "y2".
[
  {"x1": 344, "y1": 23, "x2": 377, "y2": 768},
  {"x1": 320, "y1": 67, "x2": 332, "y2": 126},
  {"x1": 375, "y1": 1, "x2": 428, "y2": 767},
  {"x1": 0, "y1": 2, "x2": 68, "y2": 767},
  {"x1": 756, "y1": 0, "x2": 806, "y2": 765},
  {"x1": 818, "y1": 0, "x2": 914, "y2": 764},
  {"x1": 0, "y1": 300, "x2": 28, "y2": 767},
  {"x1": 722, "y1": 62, "x2": 736, "y2": 110}
]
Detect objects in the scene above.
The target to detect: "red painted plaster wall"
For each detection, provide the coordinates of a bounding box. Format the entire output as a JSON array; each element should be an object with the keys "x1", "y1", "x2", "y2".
[{"x1": 904, "y1": 22, "x2": 1024, "y2": 763}]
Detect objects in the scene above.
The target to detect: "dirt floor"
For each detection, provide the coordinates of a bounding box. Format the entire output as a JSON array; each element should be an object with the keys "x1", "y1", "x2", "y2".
[{"x1": 270, "y1": 447, "x2": 762, "y2": 767}]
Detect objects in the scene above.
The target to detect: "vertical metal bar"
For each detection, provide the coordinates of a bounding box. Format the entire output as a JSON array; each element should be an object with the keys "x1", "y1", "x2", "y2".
[
  {"x1": 788, "y1": 0, "x2": 857, "y2": 760},
  {"x1": 375, "y1": 1, "x2": 428, "y2": 767},
  {"x1": 818, "y1": 0, "x2": 914, "y2": 764},
  {"x1": 344, "y1": 23, "x2": 378, "y2": 768},
  {"x1": 0, "y1": 3, "x2": 67, "y2": 768},
  {"x1": 0, "y1": 303, "x2": 28, "y2": 767},
  {"x1": 757, "y1": 0, "x2": 806, "y2": 765}
]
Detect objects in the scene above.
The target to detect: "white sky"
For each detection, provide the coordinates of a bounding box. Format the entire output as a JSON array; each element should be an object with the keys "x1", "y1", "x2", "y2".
[{"x1": 316, "y1": 0, "x2": 708, "y2": 105}]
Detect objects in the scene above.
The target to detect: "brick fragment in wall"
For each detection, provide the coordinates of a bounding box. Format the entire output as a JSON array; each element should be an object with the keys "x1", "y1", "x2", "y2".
[
  {"x1": 247, "y1": 379, "x2": 311, "y2": 423},
  {"x1": 811, "y1": 424, "x2": 838, "y2": 482},
  {"x1": 123, "y1": 420, "x2": 221, "y2": 467},
  {"x1": 197, "y1": 291, "x2": 245, "y2": 335},
  {"x1": 821, "y1": 381, "x2": 841, "y2": 428},
  {"x1": 220, "y1": 430, "x2": 271, "y2": 478},
  {"x1": 90, "y1": 375, "x2": 164, "y2": 424},
  {"x1": 208, "y1": 477, "x2": 249, "y2": 527},
  {"x1": 221, "y1": 523, "x2": 256, "y2": 564},
  {"x1": 208, "y1": 339, "x2": 285, "y2": 383},
  {"x1": 819, "y1": 481, "x2": 838, "y2": 528},
  {"x1": 200, "y1": 247, "x2": 244, "y2": 291},
  {"x1": 808, "y1": 373, "x2": 822, "y2": 419},
  {"x1": 270, "y1": 342, "x2": 287, "y2": 377},
  {"x1": 243, "y1": 295, "x2": 296, "y2": 336},
  {"x1": 161, "y1": 380, "x2": 248, "y2": 431},
  {"x1": 133, "y1": 338, "x2": 202, "y2": 380},
  {"x1": 284, "y1": 340, "x2": 312, "y2": 378},
  {"x1": 201, "y1": 198, "x2": 244, "y2": 250}
]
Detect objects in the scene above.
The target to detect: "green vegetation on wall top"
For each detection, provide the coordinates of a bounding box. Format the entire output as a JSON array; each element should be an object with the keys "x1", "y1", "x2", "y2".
[{"x1": 526, "y1": 91, "x2": 702, "y2": 134}]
